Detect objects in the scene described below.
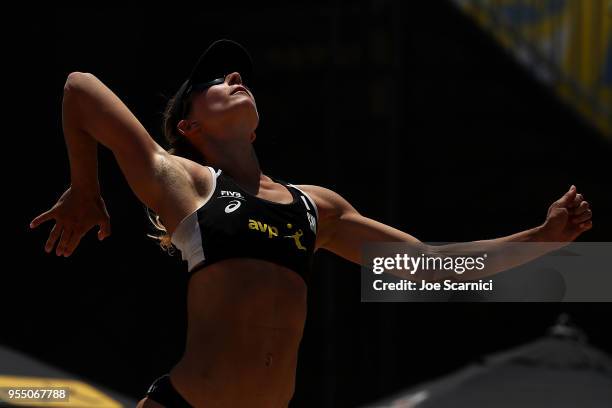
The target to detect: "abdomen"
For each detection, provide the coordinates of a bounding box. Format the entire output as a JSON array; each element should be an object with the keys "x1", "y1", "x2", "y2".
[{"x1": 171, "y1": 258, "x2": 308, "y2": 407}]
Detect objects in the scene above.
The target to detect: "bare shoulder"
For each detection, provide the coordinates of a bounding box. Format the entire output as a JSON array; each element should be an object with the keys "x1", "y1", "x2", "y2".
[
  {"x1": 294, "y1": 184, "x2": 361, "y2": 251},
  {"x1": 293, "y1": 184, "x2": 357, "y2": 219}
]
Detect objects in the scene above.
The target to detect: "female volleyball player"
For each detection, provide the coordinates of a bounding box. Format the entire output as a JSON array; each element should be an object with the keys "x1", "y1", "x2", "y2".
[{"x1": 30, "y1": 40, "x2": 592, "y2": 407}]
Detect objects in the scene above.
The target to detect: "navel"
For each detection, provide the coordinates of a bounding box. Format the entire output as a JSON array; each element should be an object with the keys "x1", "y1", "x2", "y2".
[{"x1": 264, "y1": 352, "x2": 273, "y2": 367}]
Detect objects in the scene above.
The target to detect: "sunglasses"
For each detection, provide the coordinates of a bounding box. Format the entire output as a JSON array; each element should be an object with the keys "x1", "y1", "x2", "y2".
[{"x1": 179, "y1": 73, "x2": 252, "y2": 119}]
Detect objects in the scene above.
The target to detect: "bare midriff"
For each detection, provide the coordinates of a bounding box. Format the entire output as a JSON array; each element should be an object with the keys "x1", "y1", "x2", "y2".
[{"x1": 168, "y1": 257, "x2": 308, "y2": 408}]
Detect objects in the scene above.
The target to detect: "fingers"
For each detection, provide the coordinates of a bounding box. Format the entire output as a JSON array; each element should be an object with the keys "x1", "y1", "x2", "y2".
[
  {"x1": 62, "y1": 229, "x2": 84, "y2": 257},
  {"x1": 571, "y1": 200, "x2": 590, "y2": 216},
  {"x1": 571, "y1": 202, "x2": 593, "y2": 225},
  {"x1": 98, "y1": 219, "x2": 111, "y2": 241},
  {"x1": 45, "y1": 223, "x2": 62, "y2": 253},
  {"x1": 569, "y1": 193, "x2": 584, "y2": 209},
  {"x1": 56, "y1": 228, "x2": 73, "y2": 257},
  {"x1": 566, "y1": 190, "x2": 592, "y2": 227},
  {"x1": 30, "y1": 209, "x2": 55, "y2": 229},
  {"x1": 572, "y1": 211, "x2": 593, "y2": 224},
  {"x1": 557, "y1": 185, "x2": 577, "y2": 207}
]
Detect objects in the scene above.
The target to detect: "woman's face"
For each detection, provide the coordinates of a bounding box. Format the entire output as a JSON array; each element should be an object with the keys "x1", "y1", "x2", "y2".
[{"x1": 188, "y1": 71, "x2": 259, "y2": 138}]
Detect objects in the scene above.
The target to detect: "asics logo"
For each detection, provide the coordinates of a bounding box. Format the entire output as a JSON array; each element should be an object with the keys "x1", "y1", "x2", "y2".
[{"x1": 225, "y1": 200, "x2": 242, "y2": 213}]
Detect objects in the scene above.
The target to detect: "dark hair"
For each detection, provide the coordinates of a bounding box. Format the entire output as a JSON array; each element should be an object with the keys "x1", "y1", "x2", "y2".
[
  {"x1": 163, "y1": 84, "x2": 206, "y2": 163},
  {"x1": 146, "y1": 84, "x2": 205, "y2": 254}
]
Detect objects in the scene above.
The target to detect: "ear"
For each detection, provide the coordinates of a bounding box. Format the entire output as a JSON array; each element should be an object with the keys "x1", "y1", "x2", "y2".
[
  {"x1": 250, "y1": 131, "x2": 257, "y2": 143},
  {"x1": 177, "y1": 119, "x2": 200, "y2": 136}
]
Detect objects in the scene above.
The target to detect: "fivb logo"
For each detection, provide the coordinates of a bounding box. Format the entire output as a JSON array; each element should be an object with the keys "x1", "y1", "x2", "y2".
[{"x1": 221, "y1": 190, "x2": 244, "y2": 199}]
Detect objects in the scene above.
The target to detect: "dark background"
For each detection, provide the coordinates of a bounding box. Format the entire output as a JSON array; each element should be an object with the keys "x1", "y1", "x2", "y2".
[{"x1": 7, "y1": 2, "x2": 612, "y2": 407}]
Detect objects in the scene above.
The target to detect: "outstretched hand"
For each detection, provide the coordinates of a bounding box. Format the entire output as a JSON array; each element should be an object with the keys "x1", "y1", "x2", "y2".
[
  {"x1": 29, "y1": 186, "x2": 111, "y2": 257},
  {"x1": 541, "y1": 185, "x2": 592, "y2": 242}
]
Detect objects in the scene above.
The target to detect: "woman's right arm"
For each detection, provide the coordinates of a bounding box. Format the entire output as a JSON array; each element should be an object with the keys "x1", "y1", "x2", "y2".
[
  {"x1": 31, "y1": 72, "x2": 193, "y2": 256},
  {"x1": 62, "y1": 72, "x2": 174, "y2": 207}
]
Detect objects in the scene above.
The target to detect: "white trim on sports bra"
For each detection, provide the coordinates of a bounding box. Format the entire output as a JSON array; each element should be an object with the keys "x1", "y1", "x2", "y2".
[
  {"x1": 288, "y1": 184, "x2": 319, "y2": 221},
  {"x1": 171, "y1": 166, "x2": 219, "y2": 272}
]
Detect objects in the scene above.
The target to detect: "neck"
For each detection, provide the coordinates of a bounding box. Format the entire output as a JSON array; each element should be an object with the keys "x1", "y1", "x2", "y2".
[{"x1": 197, "y1": 133, "x2": 264, "y2": 194}]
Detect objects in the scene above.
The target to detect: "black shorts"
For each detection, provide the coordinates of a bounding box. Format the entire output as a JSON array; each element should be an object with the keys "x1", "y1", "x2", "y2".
[{"x1": 145, "y1": 374, "x2": 193, "y2": 407}]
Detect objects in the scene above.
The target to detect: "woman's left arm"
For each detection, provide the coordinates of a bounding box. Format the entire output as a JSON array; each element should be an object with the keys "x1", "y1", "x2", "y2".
[{"x1": 300, "y1": 184, "x2": 592, "y2": 281}]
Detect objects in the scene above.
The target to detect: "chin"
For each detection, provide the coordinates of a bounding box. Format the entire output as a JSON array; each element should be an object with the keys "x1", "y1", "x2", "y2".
[{"x1": 239, "y1": 105, "x2": 259, "y2": 128}]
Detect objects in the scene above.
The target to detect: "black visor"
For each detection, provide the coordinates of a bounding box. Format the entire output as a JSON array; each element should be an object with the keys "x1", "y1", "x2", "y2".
[{"x1": 189, "y1": 39, "x2": 253, "y2": 86}]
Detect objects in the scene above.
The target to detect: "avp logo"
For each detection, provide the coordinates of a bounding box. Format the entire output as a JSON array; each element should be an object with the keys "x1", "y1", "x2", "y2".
[
  {"x1": 248, "y1": 219, "x2": 279, "y2": 238},
  {"x1": 285, "y1": 230, "x2": 307, "y2": 251},
  {"x1": 225, "y1": 200, "x2": 242, "y2": 213},
  {"x1": 221, "y1": 190, "x2": 244, "y2": 199},
  {"x1": 247, "y1": 219, "x2": 308, "y2": 251}
]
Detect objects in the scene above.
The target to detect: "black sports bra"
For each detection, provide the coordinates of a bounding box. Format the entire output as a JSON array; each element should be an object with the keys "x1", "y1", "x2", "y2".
[{"x1": 171, "y1": 167, "x2": 318, "y2": 284}]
